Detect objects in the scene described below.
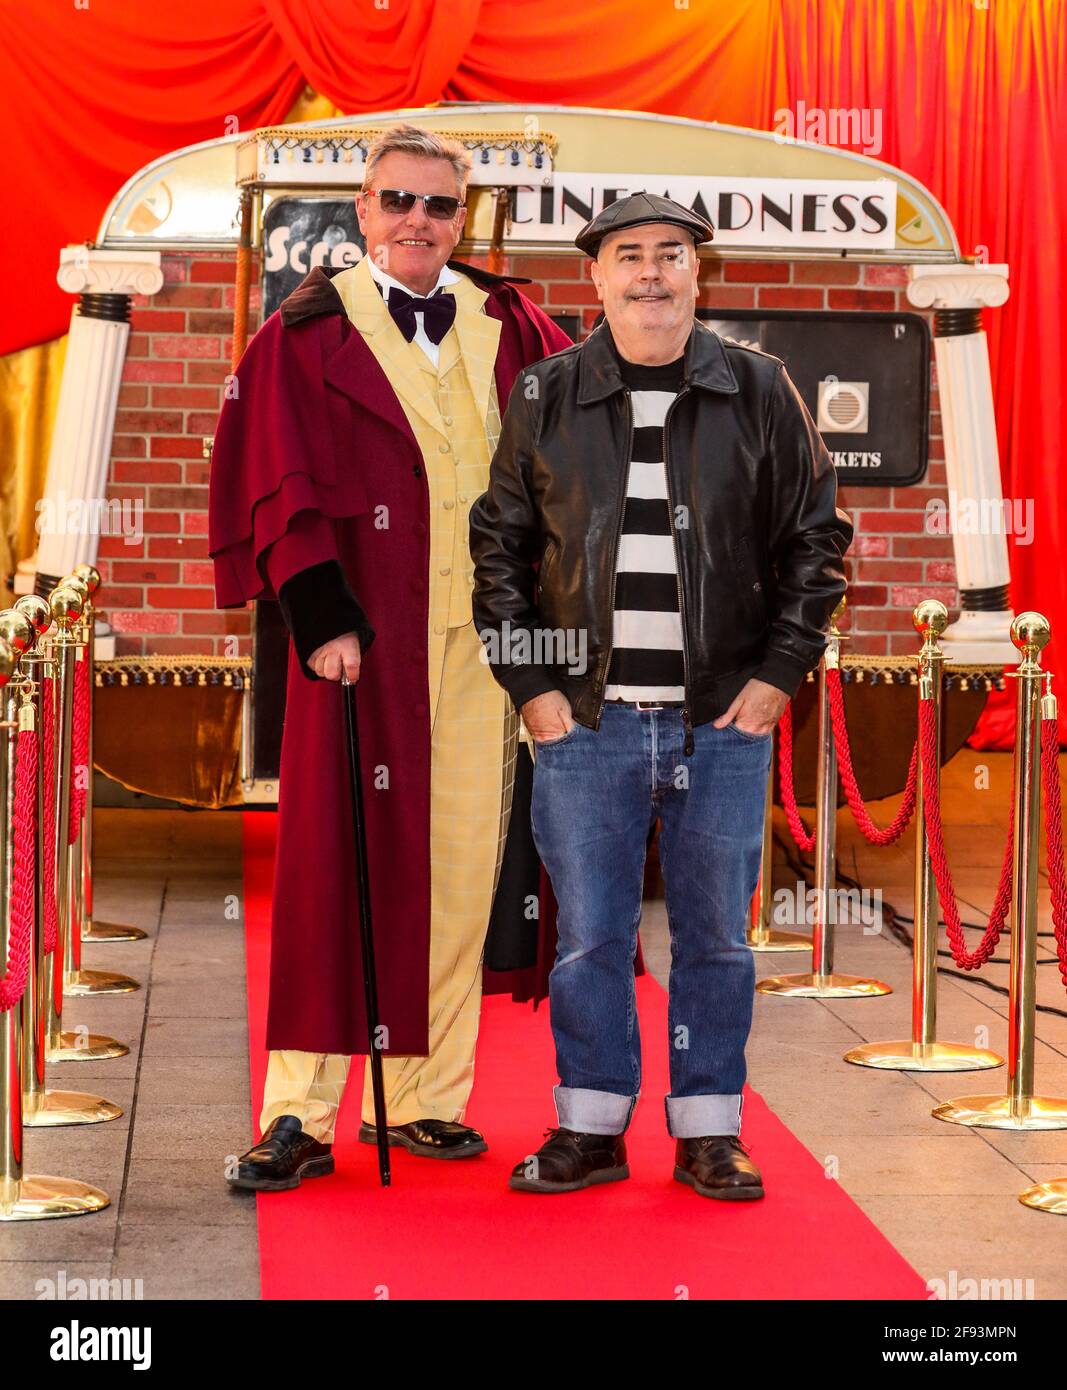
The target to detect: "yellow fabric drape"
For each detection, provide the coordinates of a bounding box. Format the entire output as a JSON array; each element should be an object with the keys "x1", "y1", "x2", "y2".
[{"x1": 0, "y1": 335, "x2": 67, "y2": 605}]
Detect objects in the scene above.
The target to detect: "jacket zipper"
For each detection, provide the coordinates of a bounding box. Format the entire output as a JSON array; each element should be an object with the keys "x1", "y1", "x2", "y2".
[
  {"x1": 662, "y1": 386, "x2": 695, "y2": 755},
  {"x1": 595, "y1": 389, "x2": 634, "y2": 732}
]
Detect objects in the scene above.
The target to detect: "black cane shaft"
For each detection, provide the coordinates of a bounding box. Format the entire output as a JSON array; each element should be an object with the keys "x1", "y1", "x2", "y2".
[{"x1": 343, "y1": 683, "x2": 391, "y2": 1187}]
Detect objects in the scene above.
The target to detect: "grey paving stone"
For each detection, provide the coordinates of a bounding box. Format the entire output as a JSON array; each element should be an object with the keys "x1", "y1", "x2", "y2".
[
  {"x1": 112, "y1": 1223, "x2": 259, "y2": 1300},
  {"x1": 125, "y1": 1103, "x2": 251, "y2": 1162},
  {"x1": 140, "y1": 1016, "x2": 249, "y2": 1061},
  {"x1": 143, "y1": 980, "x2": 248, "y2": 1020},
  {"x1": 0, "y1": 1262, "x2": 124, "y2": 1302},
  {"x1": 134, "y1": 1056, "x2": 250, "y2": 1108},
  {"x1": 121, "y1": 1158, "x2": 256, "y2": 1227},
  {"x1": 0, "y1": 1203, "x2": 118, "y2": 1262},
  {"x1": 799, "y1": 1131, "x2": 1030, "y2": 1196}
]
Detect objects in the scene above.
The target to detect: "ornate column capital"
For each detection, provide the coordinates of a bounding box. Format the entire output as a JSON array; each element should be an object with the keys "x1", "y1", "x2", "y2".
[
  {"x1": 56, "y1": 245, "x2": 163, "y2": 298},
  {"x1": 906, "y1": 262, "x2": 1010, "y2": 311}
]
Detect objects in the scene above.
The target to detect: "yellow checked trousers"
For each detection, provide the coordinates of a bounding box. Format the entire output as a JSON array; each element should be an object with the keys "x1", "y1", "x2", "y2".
[{"x1": 260, "y1": 620, "x2": 518, "y2": 1142}]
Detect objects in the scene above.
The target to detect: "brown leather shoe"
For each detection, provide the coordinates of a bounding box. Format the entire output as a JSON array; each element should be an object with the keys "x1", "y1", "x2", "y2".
[
  {"x1": 227, "y1": 1115, "x2": 335, "y2": 1192},
  {"x1": 509, "y1": 1127, "x2": 629, "y2": 1193},
  {"x1": 358, "y1": 1118, "x2": 488, "y2": 1158},
  {"x1": 673, "y1": 1135, "x2": 764, "y2": 1200}
]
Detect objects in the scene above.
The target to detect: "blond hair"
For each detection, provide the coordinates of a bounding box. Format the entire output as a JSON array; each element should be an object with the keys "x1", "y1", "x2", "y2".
[{"x1": 363, "y1": 122, "x2": 471, "y2": 196}]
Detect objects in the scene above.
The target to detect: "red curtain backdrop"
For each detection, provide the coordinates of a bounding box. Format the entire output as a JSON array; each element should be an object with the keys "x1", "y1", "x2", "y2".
[{"x1": 4, "y1": 0, "x2": 1064, "y2": 741}]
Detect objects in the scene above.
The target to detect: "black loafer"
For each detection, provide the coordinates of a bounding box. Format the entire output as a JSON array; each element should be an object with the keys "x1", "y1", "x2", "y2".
[
  {"x1": 509, "y1": 1127, "x2": 629, "y2": 1193},
  {"x1": 358, "y1": 1118, "x2": 488, "y2": 1159},
  {"x1": 673, "y1": 1135, "x2": 764, "y2": 1200},
  {"x1": 227, "y1": 1115, "x2": 335, "y2": 1192}
]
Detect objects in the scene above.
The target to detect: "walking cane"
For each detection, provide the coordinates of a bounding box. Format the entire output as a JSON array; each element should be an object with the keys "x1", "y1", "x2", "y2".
[{"x1": 341, "y1": 673, "x2": 391, "y2": 1187}]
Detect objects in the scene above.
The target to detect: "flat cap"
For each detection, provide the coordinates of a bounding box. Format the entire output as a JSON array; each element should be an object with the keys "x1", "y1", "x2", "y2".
[{"x1": 574, "y1": 192, "x2": 714, "y2": 257}]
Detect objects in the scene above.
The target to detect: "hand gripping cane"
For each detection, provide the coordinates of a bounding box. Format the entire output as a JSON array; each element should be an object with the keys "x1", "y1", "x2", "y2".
[{"x1": 341, "y1": 673, "x2": 391, "y2": 1187}]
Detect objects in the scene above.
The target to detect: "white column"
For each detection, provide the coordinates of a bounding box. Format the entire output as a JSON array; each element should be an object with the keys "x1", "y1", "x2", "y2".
[
  {"x1": 907, "y1": 263, "x2": 1015, "y2": 663},
  {"x1": 27, "y1": 246, "x2": 163, "y2": 599}
]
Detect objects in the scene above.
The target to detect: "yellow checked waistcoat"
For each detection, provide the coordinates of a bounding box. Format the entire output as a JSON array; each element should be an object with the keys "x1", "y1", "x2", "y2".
[{"x1": 334, "y1": 254, "x2": 506, "y2": 712}]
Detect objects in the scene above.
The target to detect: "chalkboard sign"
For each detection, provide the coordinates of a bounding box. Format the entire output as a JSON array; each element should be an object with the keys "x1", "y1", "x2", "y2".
[
  {"x1": 262, "y1": 198, "x2": 365, "y2": 318},
  {"x1": 698, "y1": 308, "x2": 930, "y2": 489}
]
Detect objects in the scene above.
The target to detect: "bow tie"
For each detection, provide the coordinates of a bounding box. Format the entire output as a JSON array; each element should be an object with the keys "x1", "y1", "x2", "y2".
[{"x1": 385, "y1": 284, "x2": 457, "y2": 345}]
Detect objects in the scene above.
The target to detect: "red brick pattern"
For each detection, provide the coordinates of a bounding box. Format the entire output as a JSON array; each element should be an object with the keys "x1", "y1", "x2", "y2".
[{"x1": 106, "y1": 251, "x2": 951, "y2": 659}]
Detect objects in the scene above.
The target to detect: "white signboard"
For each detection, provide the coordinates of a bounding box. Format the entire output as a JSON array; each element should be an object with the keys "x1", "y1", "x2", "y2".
[{"x1": 511, "y1": 174, "x2": 897, "y2": 251}]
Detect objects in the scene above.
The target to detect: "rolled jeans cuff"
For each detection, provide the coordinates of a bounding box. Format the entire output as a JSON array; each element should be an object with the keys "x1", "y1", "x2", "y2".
[
  {"x1": 665, "y1": 1092, "x2": 744, "y2": 1139},
  {"x1": 554, "y1": 1085, "x2": 636, "y2": 1136}
]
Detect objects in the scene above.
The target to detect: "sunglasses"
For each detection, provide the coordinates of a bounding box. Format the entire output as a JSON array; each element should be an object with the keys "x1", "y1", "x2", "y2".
[{"x1": 363, "y1": 188, "x2": 464, "y2": 220}]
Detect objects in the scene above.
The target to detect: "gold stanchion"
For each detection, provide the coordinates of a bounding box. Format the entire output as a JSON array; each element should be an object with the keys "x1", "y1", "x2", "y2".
[
  {"x1": 32, "y1": 586, "x2": 124, "y2": 1111},
  {"x1": 55, "y1": 574, "x2": 139, "y2": 998},
  {"x1": 71, "y1": 563, "x2": 146, "y2": 945},
  {"x1": 747, "y1": 740, "x2": 812, "y2": 952},
  {"x1": 846, "y1": 601, "x2": 1003, "y2": 1071},
  {"x1": 14, "y1": 599, "x2": 127, "y2": 1077},
  {"x1": 935, "y1": 612, "x2": 1067, "y2": 1128},
  {"x1": 1, "y1": 597, "x2": 121, "y2": 1128},
  {"x1": 0, "y1": 626, "x2": 110, "y2": 1220},
  {"x1": 758, "y1": 615, "x2": 891, "y2": 998}
]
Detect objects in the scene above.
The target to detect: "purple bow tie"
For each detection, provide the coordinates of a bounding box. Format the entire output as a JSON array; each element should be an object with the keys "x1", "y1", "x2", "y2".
[{"x1": 385, "y1": 284, "x2": 457, "y2": 345}]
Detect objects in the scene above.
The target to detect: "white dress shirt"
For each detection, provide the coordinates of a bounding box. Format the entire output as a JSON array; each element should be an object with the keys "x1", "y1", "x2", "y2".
[{"x1": 365, "y1": 256, "x2": 460, "y2": 368}]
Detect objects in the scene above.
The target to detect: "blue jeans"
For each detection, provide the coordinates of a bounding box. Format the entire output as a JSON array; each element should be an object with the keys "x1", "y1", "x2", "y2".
[{"x1": 530, "y1": 702, "x2": 772, "y2": 1139}]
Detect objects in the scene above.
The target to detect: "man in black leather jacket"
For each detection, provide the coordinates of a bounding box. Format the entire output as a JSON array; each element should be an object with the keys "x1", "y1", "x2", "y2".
[{"x1": 470, "y1": 193, "x2": 853, "y2": 1201}]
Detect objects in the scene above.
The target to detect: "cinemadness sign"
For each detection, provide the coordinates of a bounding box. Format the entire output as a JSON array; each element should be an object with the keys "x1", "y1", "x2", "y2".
[{"x1": 511, "y1": 174, "x2": 897, "y2": 250}]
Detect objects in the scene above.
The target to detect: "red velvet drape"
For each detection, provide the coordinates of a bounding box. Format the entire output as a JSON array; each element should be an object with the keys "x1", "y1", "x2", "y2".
[
  {"x1": 776, "y1": 0, "x2": 1067, "y2": 743},
  {"x1": 4, "y1": 0, "x2": 1064, "y2": 741}
]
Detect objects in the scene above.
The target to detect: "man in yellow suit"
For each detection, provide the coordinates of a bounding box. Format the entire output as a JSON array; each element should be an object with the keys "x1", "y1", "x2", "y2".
[{"x1": 213, "y1": 123, "x2": 570, "y2": 1190}]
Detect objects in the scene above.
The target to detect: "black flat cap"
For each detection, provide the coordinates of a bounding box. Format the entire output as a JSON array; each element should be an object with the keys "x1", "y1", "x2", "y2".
[{"x1": 574, "y1": 192, "x2": 714, "y2": 257}]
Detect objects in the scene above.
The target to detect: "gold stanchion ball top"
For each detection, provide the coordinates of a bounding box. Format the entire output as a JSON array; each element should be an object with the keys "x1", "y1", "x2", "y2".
[
  {"x1": 1011, "y1": 611, "x2": 1051, "y2": 655},
  {"x1": 48, "y1": 585, "x2": 84, "y2": 628},
  {"x1": 13, "y1": 593, "x2": 52, "y2": 636},
  {"x1": 0, "y1": 609, "x2": 34, "y2": 656},
  {"x1": 0, "y1": 636, "x2": 16, "y2": 687},
  {"x1": 62, "y1": 574, "x2": 90, "y2": 603},
  {"x1": 72, "y1": 562, "x2": 101, "y2": 594},
  {"x1": 913, "y1": 598, "x2": 949, "y2": 638}
]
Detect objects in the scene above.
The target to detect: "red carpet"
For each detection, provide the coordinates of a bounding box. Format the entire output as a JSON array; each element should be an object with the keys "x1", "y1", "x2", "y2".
[{"x1": 242, "y1": 811, "x2": 927, "y2": 1300}]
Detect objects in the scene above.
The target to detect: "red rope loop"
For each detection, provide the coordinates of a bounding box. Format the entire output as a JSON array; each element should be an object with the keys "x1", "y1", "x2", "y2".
[
  {"x1": 1040, "y1": 715, "x2": 1067, "y2": 991},
  {"x1": 778, "y1": 701, "x2": 816, "y2": 852},
  {"x1": 826, "y1": 666, "x2": 919, "y2": 846},
  {"x1": 0, "y1": 726, "x2": 38, "y2": 1012},
  {"x1": 919, "y1": 693, "x2": 1013, "y2": 970},
  {"x1": 69, "y1": 652, "x2": 89, "y2": 844},
  {"x1": 42, "y1": 674, "x2": 58, "y2": 955}
]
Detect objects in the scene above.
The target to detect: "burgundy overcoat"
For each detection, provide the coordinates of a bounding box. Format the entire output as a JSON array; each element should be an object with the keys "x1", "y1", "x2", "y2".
[{"x1": 209, "y1": 261, "x2": 572, "y2": 1054}]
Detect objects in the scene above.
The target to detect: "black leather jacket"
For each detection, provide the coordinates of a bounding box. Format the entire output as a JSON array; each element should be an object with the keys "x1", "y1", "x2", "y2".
[{"x1": 469, "y1": 318, "x2": 853, "y2": 752}]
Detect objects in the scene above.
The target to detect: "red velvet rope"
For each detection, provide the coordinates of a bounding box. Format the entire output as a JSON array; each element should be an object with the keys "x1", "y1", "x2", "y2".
[
  {"x1": 777, "y1": 701, "x2": 815, "y2": 852},
  {"x1": 69, "y1": 653, "x2": 89, "y2": 844},
  {"x1": 1040, "y1": 715, "x2": 1067, "y2": 990},
  {"x1": 0, "y1": 727, "x2": 38, "y2": 1012},
  {"x1": 826, "y1": 666, "x2": 919, "y2": 847},
  {"x1": 919, "y1": 693, "x2": 1013, "y2": 970},
  {"x1": 41, "y1": 674, "x2": 57, "y2": 955}
]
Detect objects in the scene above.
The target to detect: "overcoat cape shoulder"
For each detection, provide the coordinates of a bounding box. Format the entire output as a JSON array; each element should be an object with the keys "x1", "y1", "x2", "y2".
[{"x1": 209, "y1": 260, "x2": 572, "y2": 1054}]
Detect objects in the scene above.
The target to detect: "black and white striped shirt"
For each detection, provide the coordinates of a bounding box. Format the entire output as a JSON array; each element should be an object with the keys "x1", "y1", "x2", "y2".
[{"x1": 603, "y1": 345, "x2": 687, "y2": 703}]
